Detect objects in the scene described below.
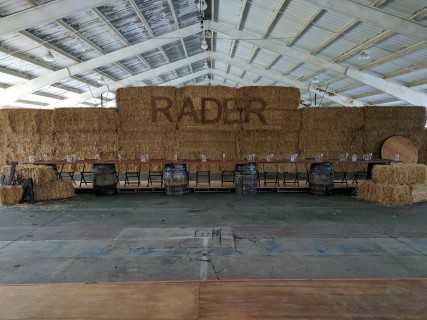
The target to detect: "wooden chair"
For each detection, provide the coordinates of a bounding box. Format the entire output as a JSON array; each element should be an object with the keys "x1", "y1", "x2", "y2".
[
  {"x1": 282, "y1": 162, "x2": 299, "y2": 186},
  {"x1": 351, "y1": 163, "x2": 368, "y2": 185},
  {"x1": 57, "y1": 163, "x2": 77, "y2": 185},
  {"x1": 79, "y1": 163, "x2": 93, "y2": 187},
  {"x1": 334, "y1": 162, "x2": 349, "y2": 186},
  {"x1": 262, "y1": 162, "x2": 279, "y2": 186},
  {"x1": 147, "y1": 155, "x2": 164, "y2": 187},
  {"x1": 124, "y1": 163, "x2": 141, "y2": 187},
  {"x1": 194, "y1": 154, "x2": 211, "y2": 187},
  {"x1": 220, "y1": 162, "x2": 235, "y2": 186}
]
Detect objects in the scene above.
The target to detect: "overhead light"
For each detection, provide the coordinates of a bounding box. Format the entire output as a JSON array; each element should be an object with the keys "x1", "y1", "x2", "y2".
[
  {"x1": 201, "y1": 39, "x2": 208, "y2": 51},
  {"x1": 311, "y1": 76, "x2": 320, "y2": 84},
  {"x1": 198, "y1": 0, "x2": 208, "y2": 11},
  {"x1": 42, "y1": 50, "x2": 55, "y2": 62},
  {"x1": 358, "y1": 50, "x2": 371, "y2": 60},
  {"x1": 98, "y1": 77, "x2": 109, "y2": 84}
]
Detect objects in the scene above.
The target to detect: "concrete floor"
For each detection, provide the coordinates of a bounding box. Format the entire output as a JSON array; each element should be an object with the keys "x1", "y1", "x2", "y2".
[{"x1": 1, "y1": 191, "x2": 426, "y2": 284}]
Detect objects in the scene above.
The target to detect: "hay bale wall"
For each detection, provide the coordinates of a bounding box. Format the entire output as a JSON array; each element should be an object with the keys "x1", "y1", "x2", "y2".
[
  {"x1": 362, "y1": 106, "x2": 426, "y2": 158},
  {"x1": 0, "y1": 87, "x2": 425, "y2": 170},
  {"x1": 53, "y1": 108, "x2": 119, "y2": 160},
  {"x1": 298, "y1": 107, "x2": 364, "y2": 159}
]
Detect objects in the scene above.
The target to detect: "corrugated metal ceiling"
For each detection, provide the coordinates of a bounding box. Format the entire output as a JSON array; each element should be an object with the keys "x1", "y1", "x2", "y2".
[{"x1": 0, "y1": 0, "x2": 425, "y2": 109}]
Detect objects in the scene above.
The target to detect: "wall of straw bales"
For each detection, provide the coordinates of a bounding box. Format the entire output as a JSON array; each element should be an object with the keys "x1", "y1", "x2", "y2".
[
  {"x1": 0, "y1": 87, "x2": 425, "y2": 168},
  {"x1": 362, "y1": 107, "x2": 426, "y2": 159},
  {"x1": 298, "y1": 107, "x2": 364, "y2": 159}
]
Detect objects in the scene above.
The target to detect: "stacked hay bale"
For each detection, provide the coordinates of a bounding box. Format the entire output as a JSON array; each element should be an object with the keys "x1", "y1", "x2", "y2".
[
  {"x1": 53, "y1": 108, "x2": 118, "y2": 160},
  {"x1": 175, "y1": 86, "x2": 239, "y2": 172},
  {"x1": 362, "y1": 106, "x2": 426, "y2": 159},
  {"x1": 0, "y1": 109, "x2": 54, "y2": 164},
  {"x1": 298, "y1": 107, "x2": 364, "y2": 159},
  {"x1": 117, "y1": 86, "x2": 177, "y2": 159},
  {"x1": 0, "y1": 165, "x2": 74, "y2": 204},
  {"x1": 237, "y1": 86, "x2": 301, "y2": 158},
  {"x1": 357, "y1": 164, "x2": 427, "y2": 205}
]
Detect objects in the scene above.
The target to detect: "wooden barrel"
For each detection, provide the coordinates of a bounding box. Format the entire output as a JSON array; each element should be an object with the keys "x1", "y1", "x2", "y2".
[
  {"x1": 93, "y1": 164, "x2": 117, "y2": 196},
  {"x1": 163, "y1": 163, "x2": 188, "y2": 195},
  {"x1": 234, "y1": 163, "x2": 257, "y2": 195},
  {"x1": 309, "y1": 162, "x2": 334, "y2": 196}
]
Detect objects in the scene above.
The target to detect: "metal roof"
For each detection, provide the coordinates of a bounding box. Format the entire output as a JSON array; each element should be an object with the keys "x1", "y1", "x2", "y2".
[{"x1": 0, "y1": 0, "x2": 426, "y2": 108}]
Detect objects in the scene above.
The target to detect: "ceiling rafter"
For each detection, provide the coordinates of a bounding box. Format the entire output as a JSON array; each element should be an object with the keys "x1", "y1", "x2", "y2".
[
  {"x1": 292, "y1": 1, "x2": 427, "y2": 89},
  {"x1": 226, "y1": 0, "x2": 249, "y2": 72},
  {"x1": 245, "y1": 0, "x2": 290, "y2": 65},
  {"x1": 0, "y1": 0, "x2": 109, "y2": 36},
  {"x1": 211, "y1": 52, "x2": 366, "y2": 107},
  {"x1": 289, "y1": 0, "x2": 386, "y2": 81},
  {"x1": 208, "y1": 21, "x2": 427, "y2": 106},
  {"x1": 127, "y1": 0, "x2": 178, "y2": 81},
  {"x1": 286, "y1": 8, "x2": 322, "y2": 47},
  {"x1": 304, "y1": 0, "x2": 427, "y2": 41},
  {"x1": 18, "y1": 0, "x2": 129, "y2": 83},
  {"x1": 47, "y1": 51, "x2": 209, "y2": 108},
  {"x1": 0, "y1": 24, "x2": 201, "y2": 107}
]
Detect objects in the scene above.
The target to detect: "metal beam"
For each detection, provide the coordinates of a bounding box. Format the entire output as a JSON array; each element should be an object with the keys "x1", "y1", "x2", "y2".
[
  {"x1": 160, "y1": 70, "x2": 209, "y2": 87},
  {"x1": 47, "y1": 52, "x2": 209, "y2": 108},
  {"x1": 0, "y1": 24, "x2": 201, "y2": 107},
  {"x1": 0, "y1": 0, "x2": 109, "y2": 36},
  {"x1": 304, "y1": 0, "x2": 427, "y2": 41},
  {"x1": 208, "y1": 21, "x2": 427, "y2": 106},
  {"x1": 211, "y1": 52, "x2": 367, "y2": 107}
]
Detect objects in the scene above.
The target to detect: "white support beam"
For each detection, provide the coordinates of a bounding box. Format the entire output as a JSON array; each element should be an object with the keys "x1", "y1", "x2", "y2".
[
  {"x1": 211, "y1": 52, "x2": 366, "y2": 107},
  {"x1": 0, "y1": 0, "x2": 109, "y2": 36},
  {"x1": 0, "y1": 24, "x2": 201, "y2": 107},
  {"x1": 208, "y1": 21, "x2": 427, "y2": 106},
  {"x1": 48, "y1": 52, "x2": 209, "y2": 108},
  {"x1": 209, "y1": 21, "x2": 346, "y2": 74},
  {"x1": 160, "y1": 70, "x2": 209, "y2": 87},
  {"x1": 210, "y1": 69, "x2": 254, "y2": 86},
  {"x1": 304, "y1": 0, "x2": 427, "y2": 41}
]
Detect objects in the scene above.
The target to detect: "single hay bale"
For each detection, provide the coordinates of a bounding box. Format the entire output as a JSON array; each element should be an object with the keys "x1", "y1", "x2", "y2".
[
  {"x1": 53, "y1": 108, "x2": 118, "y2": 132},
  {"x1": 371, "y1": 164, "x2": 427, "y2": 185},
  {"x1": 241, "y1": 109, "x2": 302, "y2": 131},
  {"x1": 410, "y1": 184, "x2": 427, "y2": 203},
  {"x1": 54, "y1": 131, "x2": 118, "y2": 159},
  {"x1": 237, "y1": 86, "x2": 300, "y2": 110},
  {"x1": 238, "y1": 130, "x2": 298, "y2": 157},
  {"x1": 301, "y1": 107, "x2": 364, "y2": 130},
  {"x1": 0, "y1": 165, "x2": 57, "y2": 185},
  {"x1": 364, "y1": 106, "x2": 426, "y2": 127},
  {"x1": 0, "y1": 132, "x2": 44, "y2": 164},
  {"x1": 0, "y1": 185, "x2": 23, "y2": 205},
  {"x1": 381, "y1": 184, "x2": 412, "y2": 206},
  {"x1": 357, "y1": 181, "x2": 412, "y2": 206},
  {"x1": 34, "y1": 180, "x2": 75, "y2": 201}
]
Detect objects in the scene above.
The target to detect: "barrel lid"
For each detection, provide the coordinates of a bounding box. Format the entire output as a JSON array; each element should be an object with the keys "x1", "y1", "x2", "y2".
[{"x1": 381, "y1": 135, "x2": 418, "y2": 163}]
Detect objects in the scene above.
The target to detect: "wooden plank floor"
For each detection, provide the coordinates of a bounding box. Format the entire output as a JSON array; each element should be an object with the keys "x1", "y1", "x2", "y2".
[{"x1": 1, "y1": 279, "x2": 426, "y2": 319}]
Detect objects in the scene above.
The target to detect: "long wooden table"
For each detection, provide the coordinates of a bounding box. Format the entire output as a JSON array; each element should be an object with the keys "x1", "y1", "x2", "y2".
[{"x1": 32, "y1": 158, "x2": 395, "y2": 166}]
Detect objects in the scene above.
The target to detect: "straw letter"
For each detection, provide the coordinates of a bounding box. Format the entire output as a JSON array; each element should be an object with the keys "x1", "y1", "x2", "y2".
[
  {"x1": 244, "y1": 97, "x2": 267, "y2": 123},
  {"x1": 177, "y1": 97, "x2": 199, "y2": 122},
  {"x1": 151, "y1": 96, "x2": 173, "y2": 122},
  {"x1": 223, "y1": 98, "x2": 241, "y2": 123},
  {"x1": 201, "y1": 98, "x2": 222, "y2": 124}
]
